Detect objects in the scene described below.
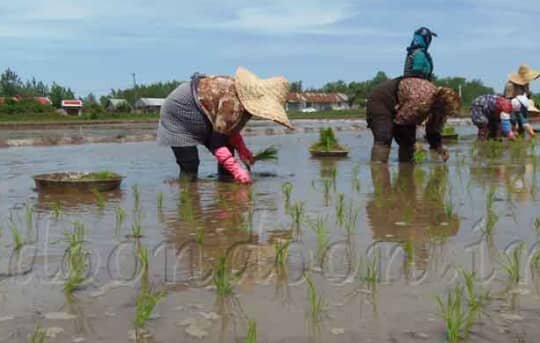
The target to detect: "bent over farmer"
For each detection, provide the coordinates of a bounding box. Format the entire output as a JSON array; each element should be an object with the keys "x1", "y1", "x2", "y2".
[
  {"x1": 470, "y1": 95, "x2": 513, "y2": 140},
  {"x1": 367, "y1": 77, "x2": 460, "y2": 163},
  {"x1": 157, "y1": 67, "x2": 292, "y2": 183}
]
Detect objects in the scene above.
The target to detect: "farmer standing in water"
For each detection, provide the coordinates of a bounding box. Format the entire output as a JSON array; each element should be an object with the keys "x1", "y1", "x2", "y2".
[
  {"x1": 366, "y1": 27, "x2": 460, "y2": 163},
  {"x1": 157, "y1": 67, "x2": 292, "y2": 183}
]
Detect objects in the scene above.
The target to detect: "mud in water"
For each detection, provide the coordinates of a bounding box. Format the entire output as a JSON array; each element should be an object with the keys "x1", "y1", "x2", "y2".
[{"x1": 1, "y1": 125, "x2": 540, "y2": 342}]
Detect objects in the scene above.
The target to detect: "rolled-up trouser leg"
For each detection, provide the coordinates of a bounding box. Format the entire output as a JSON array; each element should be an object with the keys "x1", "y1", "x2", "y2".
[
  {"x1": 370, "y1": 143, "x2": 391, "y2": 163},
  {"x1": 477, "y1": 125, "x2": 489, "y2": 140},
  {"x1": 393, "y1": 124, "x2": 416, "y2": 163},
  {"x1": 368, "y1": 111, "x2": 393, "y2": 163},
  {"x1": 171, "y1": 146, "x2": 200, "y2": 180}
]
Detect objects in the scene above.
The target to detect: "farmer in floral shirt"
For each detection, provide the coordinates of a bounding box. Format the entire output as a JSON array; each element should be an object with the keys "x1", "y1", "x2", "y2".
[
  {"x1": 158, "y1": 67, "x2": 292, "y2": 183},
  {"x1": 470, "y1": 95, "x2": 513, "y2": 140},
  {"x1": 367, "y1": 78, "x2": 460, "y2": 163}
]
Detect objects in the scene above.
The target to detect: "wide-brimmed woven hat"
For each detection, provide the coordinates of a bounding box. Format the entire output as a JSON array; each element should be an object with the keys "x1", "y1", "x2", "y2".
[
  {"x1": 509, "y1": 64, "x2": 540, "y2": 85},
  {"x1": 235, "y1": 67, "x2": 293, "y2": 129},
  {"x1": 529, "y1": 99, "x2": 540, "y2": 114}
]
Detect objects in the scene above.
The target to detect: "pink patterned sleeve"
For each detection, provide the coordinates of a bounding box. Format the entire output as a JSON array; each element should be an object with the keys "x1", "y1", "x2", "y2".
[{"x1": 396, "y1": 78, "x2": 438, "y2": 126}]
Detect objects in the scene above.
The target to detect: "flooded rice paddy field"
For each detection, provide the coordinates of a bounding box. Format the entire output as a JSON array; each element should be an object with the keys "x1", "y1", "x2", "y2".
[{"x1": 1, "y1": 125, "x2": 540, "y2": 342}]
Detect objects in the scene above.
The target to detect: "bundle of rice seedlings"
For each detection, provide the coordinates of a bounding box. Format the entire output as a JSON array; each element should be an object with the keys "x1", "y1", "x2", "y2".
[{"x1": 253, "y1": 146, "x2": 279, "y2": 162}]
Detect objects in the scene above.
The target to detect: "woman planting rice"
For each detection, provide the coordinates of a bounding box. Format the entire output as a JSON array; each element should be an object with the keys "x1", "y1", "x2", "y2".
[
  {"x1": 470, "y1": 95, "x2": 514, "y2": 140},
  {"x1": 157, "y1": 67, "x2": 292, "y2": 183},
  {"x1": 367, "y1": 77, "x2": 460, "y2": 163}
]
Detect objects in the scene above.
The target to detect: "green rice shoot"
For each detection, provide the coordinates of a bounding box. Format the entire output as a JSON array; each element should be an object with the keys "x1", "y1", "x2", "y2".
[{"x1": 253, "y1": 146, "x2": 279, "y2": 162}]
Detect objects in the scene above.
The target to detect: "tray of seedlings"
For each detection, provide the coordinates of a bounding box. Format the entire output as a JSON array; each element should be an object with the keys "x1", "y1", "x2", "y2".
[
  {"x1": 440, "y1": 126, "x2": 459, "y2": 142},
  {"x1": 309, "y1": 128, "x2": 349, "y2": 158},
  {"x1": 33, "y1": 170, "x2": 123, "y2": 192}
]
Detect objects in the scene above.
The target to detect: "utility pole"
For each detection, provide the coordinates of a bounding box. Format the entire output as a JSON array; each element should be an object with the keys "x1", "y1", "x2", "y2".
[
  {"x1": 131, "y1": 72, "x2": 137, "y2": 88},
  {"x1": 458, "y1": 84, "x2": 462, "y2": 98},
  {"x1": 131, "y1": 72, "x2": 137, "y2": 107}
]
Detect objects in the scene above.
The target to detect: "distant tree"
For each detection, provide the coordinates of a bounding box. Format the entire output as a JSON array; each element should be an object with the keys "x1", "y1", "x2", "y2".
[
  {"x1": 108, "y1": 80, "x2": 183, "y2": 105},
  {"x1": 0, "y1": 68, "x2": 23, "y2": 96},
  {"x1": 434, "y1": 76, "x2": 494, "y2": 107},
  {"x1": 290, "y1": 81, "x2": 303, "y2": 93},
  {"x1": 99, "y1": 95, "x2": 110, "y2": 107},
  {"x1": 84, "y1": 92, "x2": 98, "y2": 104},
  {"x1": 49, "y1": 82, "x2": 75, "y2": 108},
  {"x1": 322, "y1": 80, "x2": 348, "y2": 93}
]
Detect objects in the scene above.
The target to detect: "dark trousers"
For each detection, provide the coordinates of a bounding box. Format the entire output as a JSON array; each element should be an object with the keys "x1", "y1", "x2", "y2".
[
  {"x1": 368, "y1": 111, "x2": 416, "y2": 162},
  {"x1": 171, "y1": 145, "x2": 235, "y2": 180}
]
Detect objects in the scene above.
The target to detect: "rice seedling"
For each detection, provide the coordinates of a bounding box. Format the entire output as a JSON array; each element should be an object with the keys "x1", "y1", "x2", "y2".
[
  {"x1": 344, "y1": 204, "x2": 360, "y2": 235},
  {"x1": 274, "y1": 239, "x2": 289, "y2": 267},
  {"x1": 29, "y1": 322, "x2": 47, "y2": 343},
  {"x1": 359, "y1": 252, "x2": 380, "y2": 291},
  {"x1": 461, "y1": 269, "x2": 489, "y2": 314},
  {"x1": 134, "y1": 289, "x2": 164, "y2": 331},
  {"x1": 246, "y1": 319, "x2": 257, "y2": 343},
  {"x1": 137, "y1": 244, "x2": 150, "y2": 282},
  {"x1": 130, "y1": 212, "x2": 144, "y2": 238},
  {"x1": 328, "y1": 166, "x2": 337, "y2": 190},
  {"x1": 132, "y1": 184, "x2": 141, "y2": 211},
  {"x1": 114, "y1": 206, "x2": 126, "y2": 235},
  {"x1": 179, "y1": 186, "x2": 195, "y2": 222},
  {"x1": 156, "y1": 191, "x2": 164, "y2": 211},
  {"x1": 281, "y1": 182, "x2": 293, "y2": 208},
  {"x1": 403, "y1": 241, "x2": 415, "y2": 266},
  {"x1": 9, "y1": 220, "x2": 24, "y2": 251},
  {"x1": 195, "y1": 227, "x2": 205, "y2": 246},
  {"x1": 289, "y1": 202, "x2": 305, "y2": 232},
  {"x1": 91, "y1": 189, "x2": 106, "y2": 209},
  {"x1": 133, "y1": 244, "x2": 164, "y2": 336},
  {"x1": 352, "y1": 164, "x2": 362, "y2": 193},
  {"x1": 322, "y1": 179, "x2": 332, "y2": 206},
  {"x1": 51, "y1": 201, "x2": 63, "y2": 219},
  {"x1": 534, "y1": 216, "x2": 540, "y2": 235},
  {"x1": 253, "y1": 146, "x2": 278, "y2": 162},
  {"x1": 213, "y1": 256, "x2": 235, "y2": 297},
  {"x1": 335, "y1": 193, "x2": 345, "y2": 226},
  {"x1": 485, "y1": 187, "x2": 498, "y2": 236},
  {"x1": 24, "y1": 203, "x2": 33, "y2": 233},
  {"x1": 305, "y1": 273, "x2": 325, "y2": 324},
  {"x1": 413, "y1": 149, "x2": 427, "y2": 163},
  {"x1": 435, "y1": 284, "x2": 479, "y2": 343},
  {"x1": 444, "y1": 197, "x2": 454, "y2": 220},
  {"x1": 63, "y1": 221, "x2": 87, "y2": 294},
  {"x1": 499, "y1": 242, "x2": 526, "y2": 289},
  {"x1": 309, "y1": 216, "x2": 329, "y2": 264}
]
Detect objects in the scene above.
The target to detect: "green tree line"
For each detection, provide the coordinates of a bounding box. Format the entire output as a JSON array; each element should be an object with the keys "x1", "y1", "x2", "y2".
[
  {"x1": 100, "y1": 81, "x2": 183, "y2": 106},
  {"x1": 290, "y1": 71, "x2": 497, "y2": 108}
]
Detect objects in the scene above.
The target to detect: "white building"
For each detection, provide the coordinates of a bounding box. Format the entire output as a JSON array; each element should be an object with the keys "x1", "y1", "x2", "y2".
[
  {"x1": 135, "y1": 98, "x2": 165, "y2": 113},
  {"x1": 286, "y1": 92, "x2": 349, "y2": 112}
]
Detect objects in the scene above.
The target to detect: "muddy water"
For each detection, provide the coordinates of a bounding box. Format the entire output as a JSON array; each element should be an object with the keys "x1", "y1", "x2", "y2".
[{"x1": 1, "y1": 126, "x2": 540, "y2": 342}]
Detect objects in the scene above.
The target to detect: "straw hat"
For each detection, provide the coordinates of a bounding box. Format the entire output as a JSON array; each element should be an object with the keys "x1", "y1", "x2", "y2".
[
  {"x1": 529, "y1": 99, "x2": 540, "y2": 114},
  {"x1": 508, "y1": 64, "x2": 540, "y2": 85},
  {"x1": 235, "y1": 67, "x2": 293, "y2": 129}
]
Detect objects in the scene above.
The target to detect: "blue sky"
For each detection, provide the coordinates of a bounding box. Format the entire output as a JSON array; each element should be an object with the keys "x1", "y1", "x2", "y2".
[{"x1": 1, "y1": 0, "x2": 539, "y2": 97}]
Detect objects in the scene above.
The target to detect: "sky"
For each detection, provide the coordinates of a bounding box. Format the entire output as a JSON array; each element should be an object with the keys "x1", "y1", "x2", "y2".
[{"x1": 1, "y1": 0, "x2": 539, "y2": 97}]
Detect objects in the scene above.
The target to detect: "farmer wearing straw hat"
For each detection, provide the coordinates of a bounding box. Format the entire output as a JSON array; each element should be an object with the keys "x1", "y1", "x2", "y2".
[
  {"x1": 157, "y1": 67, "x2": 292, "y2": 183},
  {"x1": 367, "y1": 77, "x2": 460, "y2": 163},
  {"x1": 504, "y1": 64, "x2": 540, "y2": 98}
]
